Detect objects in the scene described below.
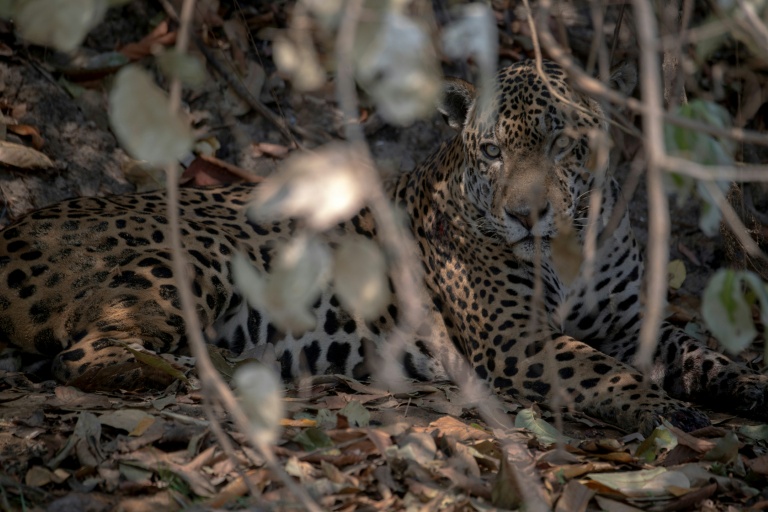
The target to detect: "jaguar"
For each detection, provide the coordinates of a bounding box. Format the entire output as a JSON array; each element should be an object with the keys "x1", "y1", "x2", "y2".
[{"x1": 1, "y1": 60, "x2": 766, "y2": 434}]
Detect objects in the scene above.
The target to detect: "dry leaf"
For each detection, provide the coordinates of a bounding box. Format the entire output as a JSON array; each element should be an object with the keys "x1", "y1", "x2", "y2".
[
  {"x1": 0, "y1": 140, "x2": 53, "y2": 169},
  {"x1": 99, "y1": 409, "x2": 156, "y2": 436},
  {"x1": 119, "y1": 20, "x2": 176, "y2": 61}
]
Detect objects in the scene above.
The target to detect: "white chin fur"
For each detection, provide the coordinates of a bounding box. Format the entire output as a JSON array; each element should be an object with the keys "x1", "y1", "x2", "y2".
[{"x1": 510, "y1": 238, "x2": 550, "y2": 260}]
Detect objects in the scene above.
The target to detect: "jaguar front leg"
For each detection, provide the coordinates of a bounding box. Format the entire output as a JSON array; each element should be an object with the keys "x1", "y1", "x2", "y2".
[
  {"x1": 645, "y1": 323, "x2": 768, "y2": 421},
  {"x1": 492, "y1": 334, "x2": 710, "y2": 435},
  {"x1": 46, "y1": 251, "x2": 235, "y2": 391},
  {"x1": 52, "y1": 335, "x2": 181, "y2": 391}
]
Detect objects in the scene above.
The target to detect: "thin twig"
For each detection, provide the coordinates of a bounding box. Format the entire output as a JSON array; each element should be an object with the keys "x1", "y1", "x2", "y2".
[
  {"x1": 703, "y1": 181, "x2": 762, "y2": 256},
  {"x1": 609, "y1": 3, "x2": 627, "y2": 66},
  {"x1": 661, "y1": 157, "x2": 768, "y2": 181},
  {"x1": 335, "y1": 0, "x2": 424, "y2": 380},
  {"x1": 163, "y1": 1, "x2": 321, "y2": 510},
  {"x1": 533, "y1": 18, "x2": 768, "y2": 147},
  {"x1": 192, "y1": 36, "x2": 319, "y2": 146},
  {"x1": 522, "y1": 0, "x2": 572, "y2": 451},
  {"x1": 734, "y1": 0, "x2": 768, "y2": 51},
  {"x1": 158, "y1": 0, "x2": 312, "y2": 146},
  {"x1": 632, "y1": 0, "x2": 667, "y2": 372}
]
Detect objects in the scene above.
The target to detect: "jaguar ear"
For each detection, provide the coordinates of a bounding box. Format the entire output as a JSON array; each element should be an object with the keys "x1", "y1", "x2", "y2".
[
  {"x1": 437, "y1": 77, "x2": 476, "y2": 130},
  {"x1": 608, "y1": 61, "x2": 638, "y2": 97}
]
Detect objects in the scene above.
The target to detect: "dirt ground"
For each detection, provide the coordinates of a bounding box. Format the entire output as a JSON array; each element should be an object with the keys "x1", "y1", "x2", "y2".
[{"x1": 1, "y1": 1, "x2": 767, "y2": 511}]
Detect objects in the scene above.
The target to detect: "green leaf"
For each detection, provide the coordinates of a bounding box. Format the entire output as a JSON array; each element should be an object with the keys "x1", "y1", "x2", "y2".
[
  {"x1": 702, "y1": 269, "x2": 768, "y2": 354},
  {"x1": 636, "y1": 425, "x2": 678, "y2": 463},
  {"x1": 156, "y1": 50, "x2": 207, "y2": 87},
  {"x1": 293, "y1": 427, "x2": 334, "y2": 451},
  {"x1": 0, "y1": 0, "x2": 17, "y2": 18},
  {"x1": 120, "y1": 343, "x2": 189, "y2": 384},
  {"x1": 738, "y1": 424, "x2": 768, "y2": 442},
  {"x1": 663, "y1": 100, "x2": 734, "y2": 236},
  {"x1": 338, "y1": 400, "x2": 370, "y2": 427},
  {"x1": 514, "y1": 408, "x2": 568, "y2": 445},
  {"x1": 316, "y1": 408, "x2": 337, "y2": 429},
  {"x1": 702, "y1": 431, "x2": 739, "y2": 463}
]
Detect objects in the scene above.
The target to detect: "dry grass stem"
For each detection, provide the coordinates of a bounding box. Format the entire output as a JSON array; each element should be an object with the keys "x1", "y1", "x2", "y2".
[
  {"x1": 335, "y1": 0, "x2": 424, "y2": 381},
  {"x1": 162, "y1": 1, "x2": 322, "y2": 509},
  {"x1": 632, "y1": 0, "x2": 668, "y2": 372}
]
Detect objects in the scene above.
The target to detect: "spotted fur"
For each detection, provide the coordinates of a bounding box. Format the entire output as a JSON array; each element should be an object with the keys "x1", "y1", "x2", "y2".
[{"x1": 1, "y1": 60, "x2": 766, "y2": 434}]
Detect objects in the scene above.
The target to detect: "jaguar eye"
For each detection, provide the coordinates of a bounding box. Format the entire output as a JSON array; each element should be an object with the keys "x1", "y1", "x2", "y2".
[
  {"x1": 554, "y1": 135, "x2": 572, "y2": 151},
  {"x1": 481, "y1": 143, "x2": 501, "y2": 159}
]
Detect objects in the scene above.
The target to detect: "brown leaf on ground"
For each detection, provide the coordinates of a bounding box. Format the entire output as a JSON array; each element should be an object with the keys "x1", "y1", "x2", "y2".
[
  {"x1": 7, "y1": 124, "x2": 44, "y2": 149},
  {"x1": 181, "y1": 154, "x2": 264, "y2": 186},
  {"x1": 0, "y1": 140, "x2": 53, "y2": 169},
  {"x1": 119, "y1": 20, "x2": 177, "y2": 61}
]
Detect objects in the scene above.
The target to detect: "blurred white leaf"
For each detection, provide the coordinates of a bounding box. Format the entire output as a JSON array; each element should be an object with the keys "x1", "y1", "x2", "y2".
[
  {"x1": 234, "y1": 237, "x2": 332, "y2": 335},
  {"x1": 109, "y1": 65, "x2": 193, "y2": 165},
  {"x1": 702, "y1": 269, "x2": 768, "y2": 354},
  {"x1": 264, "y1": 235, "x2": 332, "y2": 334},
  {"x1": 301, "y1": 0, "x2": 344, "y2": 30},
  {"x1": 156, "y1": 49, "x2": 207, "y2": 87},
  {"x1": 234, "y1": 363, "x2": 284, "y2": 446},
  {"x1": 232, "y1": 252, "x2": 267, "y2": 313},
  {"x1": 251, "y1": 143, "x2": 366, "y2": 230},
  {"x1": 355, "y1": 13, "x2": 440, "y2": 125},
  {"x1": 442, "y1": 4, "x2": 498, "y2": 110},
  {"x1": 333, "y1": 237, "x2": 389, "y2": 320},
  {"x1": 274, "y1": 34, "x2": 325, "y2": 91},
  {"x1": 15, "y1": 0, "x2": 108, "y2": 53}
]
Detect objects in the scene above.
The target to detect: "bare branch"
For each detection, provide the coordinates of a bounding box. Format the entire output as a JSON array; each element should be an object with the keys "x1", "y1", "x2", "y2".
[
  {"x1": 632, "y1": 0, "x2": 668, "y2": 372},
  {"x1": 335, "y1": 0, "x2": 424, "y2": 385},
  {"x1": 163, "y1": 1, "x2": 321, "y2": 509}
]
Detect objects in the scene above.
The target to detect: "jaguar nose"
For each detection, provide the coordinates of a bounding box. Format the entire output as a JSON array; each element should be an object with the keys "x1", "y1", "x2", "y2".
[{"x1": 504, "y1": 203, "x2": 550, "y2": 230}]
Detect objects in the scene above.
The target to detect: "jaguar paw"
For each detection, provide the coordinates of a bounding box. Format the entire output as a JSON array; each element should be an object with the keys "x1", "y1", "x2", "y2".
[
  {"x1": 664, "y1": 407, "x2": 711, "y2": 433},
  {"x1": 730, "y1": 376, "x2": 768, "y2": 421},
  {"x1": 636, "y1": 405, "x2": 710, "y2": 436},
  {"x1": 65, "y1": 361, "x2": 179, "y2": 392}
]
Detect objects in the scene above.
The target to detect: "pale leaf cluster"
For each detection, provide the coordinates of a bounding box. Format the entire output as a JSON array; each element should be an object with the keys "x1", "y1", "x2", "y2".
[
  {"x1": 702, "y1": 269, "x2": 768, "y2": 356},
  {"x1": 442, "y1": 4, "x2": 498, "y2": 112},
  {"x1": 233, "y1": 363, "x2": 284, "y2": 446},
  {"x1": 354, "y1": 11, "x2": 441, "y2": 125},
  {"x1": 156, "y1": 49, "x2": 207, "y2": 87},
  {"x1": 233, "y1": 231, "x2": 390, "y2": 336},
  {"x1": 5, "y1": 0, "x2": 129, "y2": 53},
  {"x1": 250, "y1": 143, "x2": 367, "y2": 230},
  {"x1": 108, "y1": 65, "x2": 193, "y2": 166},
  {"x1": 232, "y1": 236, "x2": 332, "y2": 335},
  {"x1": 664, "y1": 100, "x2": 734, "y2": 235}
]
